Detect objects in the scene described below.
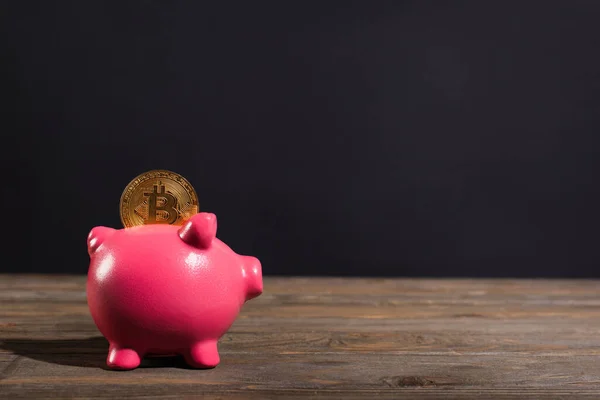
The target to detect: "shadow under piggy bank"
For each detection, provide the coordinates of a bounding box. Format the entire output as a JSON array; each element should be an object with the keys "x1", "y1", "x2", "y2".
[{"x1": 0, "y1": 337, "x2": 193, "y2": 370}]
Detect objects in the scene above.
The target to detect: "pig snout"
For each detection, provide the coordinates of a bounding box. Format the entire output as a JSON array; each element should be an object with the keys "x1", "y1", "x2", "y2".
[{"x1": 241, "y1": 256, "x2": 263, "y2": 301}]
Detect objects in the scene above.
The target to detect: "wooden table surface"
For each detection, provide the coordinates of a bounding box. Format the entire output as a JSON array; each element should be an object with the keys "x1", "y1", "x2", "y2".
[{"x1": 1, "y1": 275, "x2": 600, "y2": 399}]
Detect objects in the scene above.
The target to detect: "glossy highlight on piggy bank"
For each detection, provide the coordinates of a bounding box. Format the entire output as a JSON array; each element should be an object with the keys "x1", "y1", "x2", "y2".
[{"x1": 86, "y1": 212, "x2": 263, "y2": 370}]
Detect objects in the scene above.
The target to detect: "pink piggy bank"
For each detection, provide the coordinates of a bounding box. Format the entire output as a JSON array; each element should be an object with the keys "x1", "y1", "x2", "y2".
[{"x1": 86, "y1": 212, "x2": 263, "y2": 370}]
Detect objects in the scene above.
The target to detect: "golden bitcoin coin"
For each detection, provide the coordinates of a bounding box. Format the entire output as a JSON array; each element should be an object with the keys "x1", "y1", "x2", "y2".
[{"x1": 119, "y1": 169, "x2": 199, "y2": 228}]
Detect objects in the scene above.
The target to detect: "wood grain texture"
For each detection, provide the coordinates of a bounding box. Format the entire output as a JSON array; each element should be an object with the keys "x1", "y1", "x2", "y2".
[{"x1": 1, "y1": 275, "x2": 600, "y2": 399}]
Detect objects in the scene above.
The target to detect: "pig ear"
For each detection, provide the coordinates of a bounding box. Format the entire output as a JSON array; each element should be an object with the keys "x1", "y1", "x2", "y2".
[
  {"x1": 87, "y1": 226, "x2": 116, "y2": 256},
  {"x1": 178, "y1": 212, "x2": 217, "y2": 249}
]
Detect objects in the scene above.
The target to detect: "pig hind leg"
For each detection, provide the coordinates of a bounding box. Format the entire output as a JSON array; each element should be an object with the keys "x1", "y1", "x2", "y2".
[
  {"x1": 184, "y1": 340, "x2": 220, "y2": 368},
  {"x1": 107, "y1": 343, "x2": 143, "y2": 370}
]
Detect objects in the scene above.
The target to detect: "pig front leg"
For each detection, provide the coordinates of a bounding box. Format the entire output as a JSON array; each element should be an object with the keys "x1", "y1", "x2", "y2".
[
  {"x1": 184, "y1": 340, "x2": 220, "y2": 368},
  {"x1": 107, "y1": 343, "x2": 144, "y2": 370}
]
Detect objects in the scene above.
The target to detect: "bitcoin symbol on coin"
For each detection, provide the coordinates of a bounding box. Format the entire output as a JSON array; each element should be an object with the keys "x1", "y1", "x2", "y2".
[
  {"x1": 144, "y1": 182, "x2": 178, "y2": 224},
  {"x1": 119, "y1": 170, "x2": 199, "y2": 228}
]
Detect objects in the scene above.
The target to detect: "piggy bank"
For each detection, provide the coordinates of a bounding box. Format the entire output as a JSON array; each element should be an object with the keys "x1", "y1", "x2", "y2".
[{"x1": 86, "y1": 212, "x2": 263, "y2": 370}]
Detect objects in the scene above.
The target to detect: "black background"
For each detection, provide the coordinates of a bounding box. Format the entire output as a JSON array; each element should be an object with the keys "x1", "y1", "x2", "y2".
[{"x1": 3, "y1": 1, "x2": 600, "y2": 277}]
